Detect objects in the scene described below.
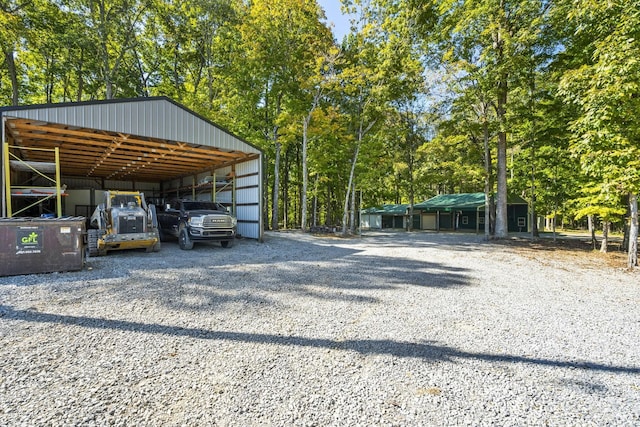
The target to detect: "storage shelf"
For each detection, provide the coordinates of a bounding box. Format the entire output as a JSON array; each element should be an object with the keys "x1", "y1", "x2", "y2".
[
  {"x1": 9, "y1": 160, "x2": 57, "y2": 173},
  {"x1": 11, "y1": 187, "x2": 67, "y2": 197},
  {"x1": 159, "y1": 172, "x2": 236, "y2": 213},
  {"x1": 3, "y1": 144, "x2": 63, "y2": 217}
]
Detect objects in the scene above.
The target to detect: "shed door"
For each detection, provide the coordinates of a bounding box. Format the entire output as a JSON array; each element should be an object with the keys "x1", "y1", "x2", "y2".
[{"x1": 421, "y1": 213, "x2": 437, "y2": 230}]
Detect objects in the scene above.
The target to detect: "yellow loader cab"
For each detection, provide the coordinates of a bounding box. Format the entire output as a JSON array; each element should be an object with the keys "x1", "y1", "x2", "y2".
[{"x1": 87, "y1": 190, "x2": 161, "y2": 256}]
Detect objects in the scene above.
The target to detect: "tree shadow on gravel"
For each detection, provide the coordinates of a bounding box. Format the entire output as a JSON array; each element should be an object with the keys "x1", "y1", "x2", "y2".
[
  {"x1": 7, "y1": 234, "x2": 473, "y2": 311},
  {"x1": 103, "y1": 253, "x2": 471, "y2": 311},
  {"x1": 2, "y1": 305, "x2": 639, "y2": 376},
  {"x1": 232, "y1": 254, "x2": 471, "y2": 290},
  {"x1": 332, "y1": 231, "x2": 492, "y2": 252}
]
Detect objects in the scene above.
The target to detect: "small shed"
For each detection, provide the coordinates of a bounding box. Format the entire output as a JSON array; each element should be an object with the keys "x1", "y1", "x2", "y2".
[
  {"x1": 361, "y1": 204, "x2": 422, "y2": 230},
  {"x1": 361, "y1": 204, "x2": 409, "y2": 230},
  {"x1": 414, "y1": 193, "x2": 529, "y2": 232}
]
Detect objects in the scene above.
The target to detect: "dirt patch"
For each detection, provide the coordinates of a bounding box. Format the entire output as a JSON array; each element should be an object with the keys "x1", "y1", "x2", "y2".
[{"x1": 498, "y1": 237, "x2": 630, "y2": 270}]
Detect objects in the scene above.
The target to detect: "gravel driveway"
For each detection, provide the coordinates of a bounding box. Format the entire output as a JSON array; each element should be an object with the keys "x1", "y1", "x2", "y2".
[{"x1": 1, "y1": 231, "x2": 639, "y2": 426}]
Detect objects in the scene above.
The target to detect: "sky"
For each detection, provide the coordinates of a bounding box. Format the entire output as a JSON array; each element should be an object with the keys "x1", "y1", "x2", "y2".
[{"x1": 317, "y1": 0, "x2": 353, "y2": 41}]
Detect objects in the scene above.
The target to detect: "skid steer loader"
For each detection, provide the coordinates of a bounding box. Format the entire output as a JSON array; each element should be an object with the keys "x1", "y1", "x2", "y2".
[{"x1": 87, "y1": 190, "x2": 161, "y2": 256}]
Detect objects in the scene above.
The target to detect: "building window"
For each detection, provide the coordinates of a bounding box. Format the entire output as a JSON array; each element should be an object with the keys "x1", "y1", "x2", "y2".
[
  {"x1": 462, "y1": 216, "x2": 469, "y2": 225},
  {"x1": 479, "y1": 216, "x2": 485, "y2": 225},
  {"x1": 518, "y1": 217, "x2": 526, "y2": 227}
]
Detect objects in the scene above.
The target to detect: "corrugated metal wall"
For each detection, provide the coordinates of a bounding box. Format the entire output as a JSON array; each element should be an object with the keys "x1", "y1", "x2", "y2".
[{"x1": 234, "y1": 158, "x2": 261, "y2": 239}]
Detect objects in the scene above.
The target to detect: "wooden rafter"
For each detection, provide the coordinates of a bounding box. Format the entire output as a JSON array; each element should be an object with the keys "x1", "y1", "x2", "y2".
[
  {"x1": 9, "y1": 120, "x2": 245, "y2": 158},
  {"x1": 4, "y1": 118, "x2": 257, "y2": 182}
]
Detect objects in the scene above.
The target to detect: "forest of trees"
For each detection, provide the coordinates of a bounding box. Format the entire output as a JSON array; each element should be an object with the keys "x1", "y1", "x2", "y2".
[{"x1": 1, "y1": 0, "x2": 638, "y2": 265}]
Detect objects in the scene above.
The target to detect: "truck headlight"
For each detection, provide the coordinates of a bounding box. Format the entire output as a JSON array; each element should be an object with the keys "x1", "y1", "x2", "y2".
[
  {"x1": 189, "y1": 216, "x2": 204, "y2": 226},
  {"x1": 231, "y1": 217, "x2": 237, "y2": 227}
]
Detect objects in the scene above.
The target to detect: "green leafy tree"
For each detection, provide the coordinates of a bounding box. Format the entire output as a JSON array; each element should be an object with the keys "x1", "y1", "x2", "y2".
[
  {"x1": 437, "y1": 0, "x2": 555, "y2": 238},
  {"x1": 426, "y1": 67, "x2": 498, "y2": 236},
  {"x1": 337, "y1": 0, "x2": 430, "y2": 234},
  {"x1": 63, "y1": 0, "x2": 149, "y2": 99},
  {"x1": 298, "y1": 48, "x2": 342, "y2": 231},
  {"x1": 559, "y1": 0, "x2": 640, "y2": 265},
  {"x1": 337, "y1": 27, "x2": 384, "y2": 235},
  {"x1": 374, "y1": 0, "x2": 554, "y2": 238},
  {"x1": 508, "y1": 62, "x2": 581, "y2": 240},
  {"x1": 235, "y1": 0, "x2": 332, "y2": 230},
  {"x1": 0, "y1": 0, "x2": 37, "y2": 105}
]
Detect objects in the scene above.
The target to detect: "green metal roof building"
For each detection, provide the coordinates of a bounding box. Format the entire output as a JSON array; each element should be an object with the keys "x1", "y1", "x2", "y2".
[
  {"x1": 362, "y1": 193, "x2": 529, "y2": 232},
  {"x1": 415, "y1": 193, "x2": 528, "y2": 232}
]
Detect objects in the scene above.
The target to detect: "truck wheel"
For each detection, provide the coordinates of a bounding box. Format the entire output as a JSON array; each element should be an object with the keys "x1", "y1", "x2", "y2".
[
  {"x1": 221, "y1": 239, "x2": 233, "y2": 248},
  {"x1": 88, "y1": 229, "x2": 103, "y2": 257},
  {"x1": 179, "y1": 228, "x2": 194, "y2": 250}
]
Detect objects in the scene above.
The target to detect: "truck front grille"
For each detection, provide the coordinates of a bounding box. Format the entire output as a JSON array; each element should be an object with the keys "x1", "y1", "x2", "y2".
[{"x1": 203, "y1": 215, "x2": 232, "y2": 228}]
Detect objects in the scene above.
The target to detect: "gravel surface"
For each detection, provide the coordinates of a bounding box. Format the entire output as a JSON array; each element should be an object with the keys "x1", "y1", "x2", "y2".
[{"x1": 1, "y1": 231, "x2": 639, "y2": 426}]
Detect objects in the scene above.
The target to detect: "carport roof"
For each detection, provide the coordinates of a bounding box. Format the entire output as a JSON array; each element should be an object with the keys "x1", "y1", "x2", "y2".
[{"x1": 1, "y1": 97, "x2": 262, "y2": 183}]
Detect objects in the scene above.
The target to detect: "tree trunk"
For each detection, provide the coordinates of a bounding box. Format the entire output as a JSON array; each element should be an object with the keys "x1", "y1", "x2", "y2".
[
  {"x1": 301, "y1": 90, "x2": 320, "y2": 232},
  {"x1": 270, "y1": 94, "x2": 283, "y2": 231},
  {"x1": 483, "y1": 118, "x2": 493, "y2": 239},
  {"x1": 312, "y1": 175, "x2": 319, "y2": 227},
  {"x1": 282, "y1": 149, "x2": 289, "y2": 229},
  {"x1": 495, "y1": 95, "x2": 508, "y2": 238},
  {"x1": 342, "y1": 120, "x2": 375, "y2": 236},
  {"x1": 407, "y1": 150, "x2": 415, "y2": 232},
  {"x1": 301, "y1": 116, "x2": 309, "y2": 232},
  {"x1": 349, "y1": 184, "x2": 356, "y2": 234},
  {"x1": 628, "y1": 194, "x2": 638, "y2": 268},
  {"x1": 493, "y1": 7, "x2": 509, "y2": 239},
  {"x1": 600, "y1": 220, "x2": 609, "y2": 253},
  {"x1": 272, "y1": 140, "x2": 281, "y2": 230},
  {"x1": 530, "y1": 164, "x2": 538, "y2": 239},
  {"x1": 588, "y1": 214, "x2": 597, "y2": 249},
  {"x1": 526, "y1": 63, "x2": 538, "y2": 239},
  {"x1": 5, "y1": 50, "x2": 19, "y2": 106},
  {"x1": 342, "y1": 142, "x2": 360, "y2": 235}
]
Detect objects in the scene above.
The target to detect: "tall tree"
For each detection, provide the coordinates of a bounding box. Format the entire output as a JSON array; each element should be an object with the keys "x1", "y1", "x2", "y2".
[
  {"x1": 0, "y1": 0, "x2": 36, "y2": 105},
  {"x1": 65, "y1": 0, "x2": 148, "y2": 99},
  {"x1": 236, "y1": 0, "x2": 332, "y2": 230},
  {"x1": 559, "y1": 0, "x2": 640, "y2": 266},
  {"x1": 298, "y1": 48, "x2": 341, "y2": 232},
  {"x1": 381, "y1": 6, "x2": 429, "y2": 231},
  {"x1": 441, "y1": 0, "x2": 553, "y2": 238},
  {"x1": 338, "y1": 32, "x2": 382, "y2": 235},
  {"x1": 380, "y1": 0, "x2": 554, "y2": 238},
  {"x1": 430, "y1": 68, "x2": 498, "y2": 236}
]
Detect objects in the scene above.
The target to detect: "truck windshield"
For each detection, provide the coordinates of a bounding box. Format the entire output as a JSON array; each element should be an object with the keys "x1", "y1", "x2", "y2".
[{"x1": 183, "y1": 201, "x2": 224, "y2": 211}]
